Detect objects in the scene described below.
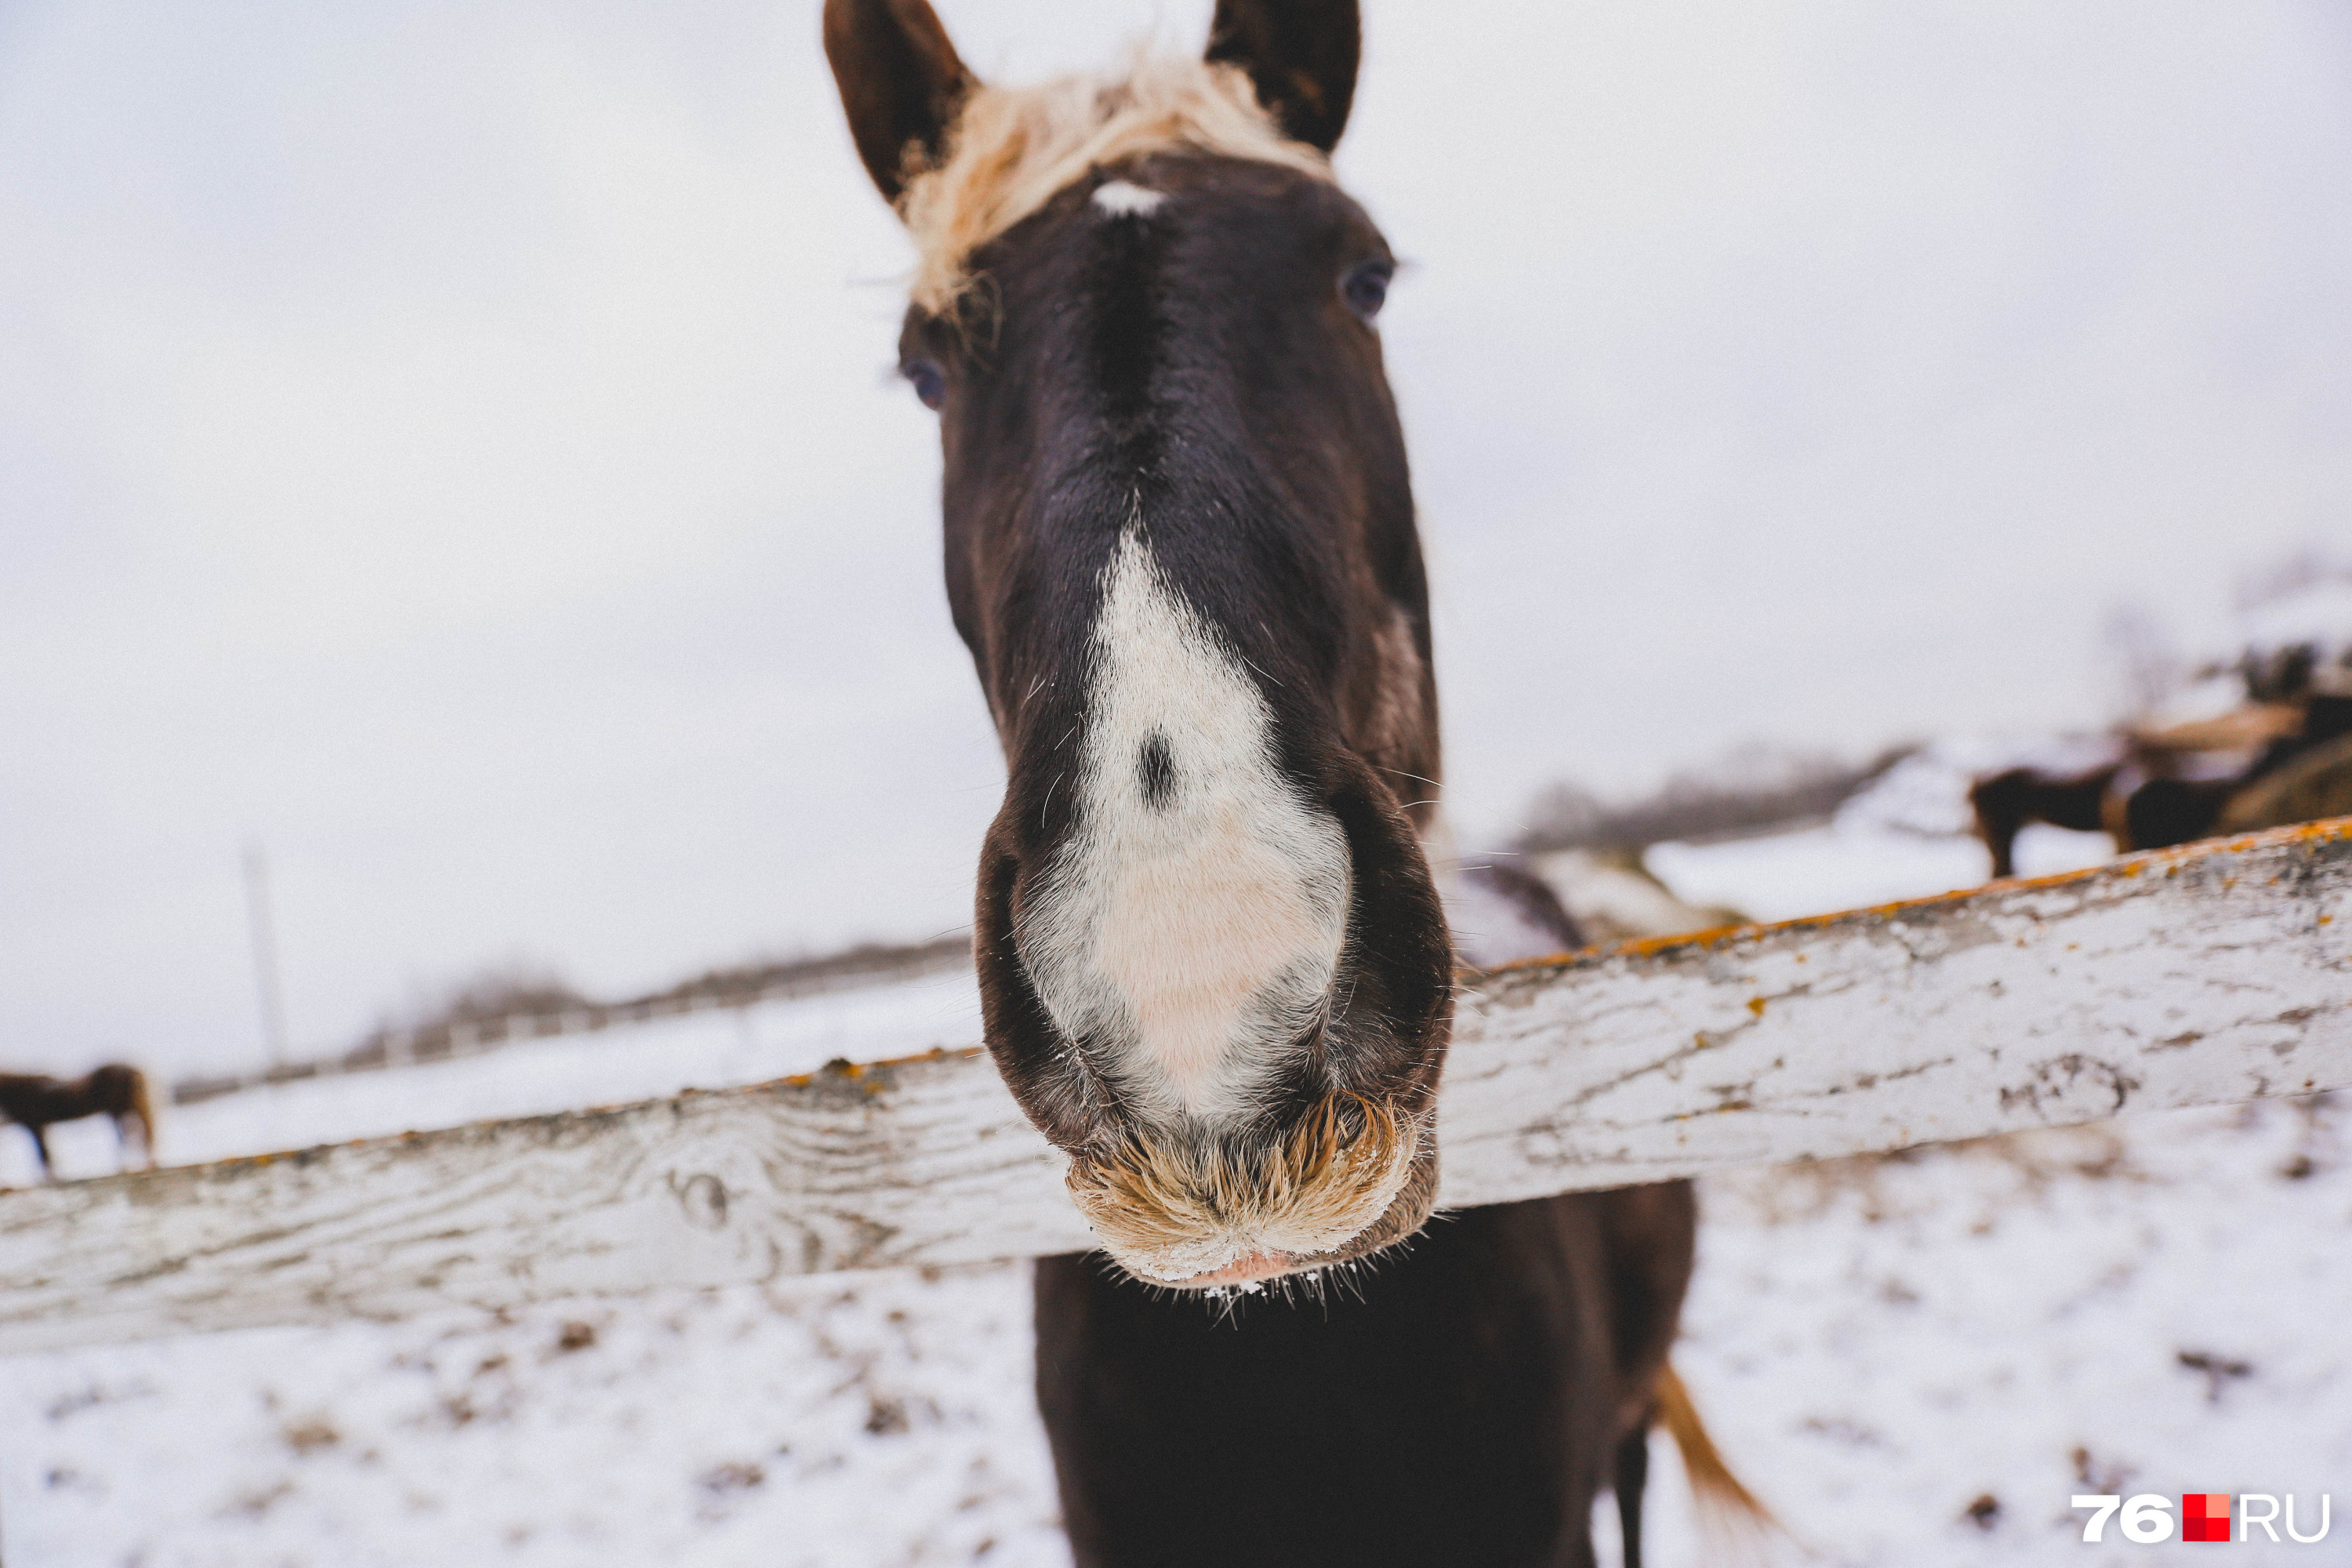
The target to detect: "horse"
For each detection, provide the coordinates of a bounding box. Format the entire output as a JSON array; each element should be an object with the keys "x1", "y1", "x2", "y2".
[
  {"x1": 0, "y1": 1064, "x2": 155, "y2": 1180},
  {"x1": 822, "y1": 5, "x2": 1766, "y2": 1562},
  {"x1": 1969, "y1": 666, "x2": 2352, "y2": 879},
  {"x1": 1966, "y1": 758, "x2": 2122, "y2": 880}
]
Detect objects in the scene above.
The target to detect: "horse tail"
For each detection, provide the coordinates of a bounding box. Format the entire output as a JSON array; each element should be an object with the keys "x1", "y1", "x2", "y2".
[
  {"x1": 1654, "y1": 1362, "x2": 1779, "y2": 1559},
  {"x1": 120, "y1": 1065, "x2": 158, "y2": 1167}
]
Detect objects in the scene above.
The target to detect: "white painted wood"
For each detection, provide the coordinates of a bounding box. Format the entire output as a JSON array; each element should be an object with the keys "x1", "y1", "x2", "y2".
[
  {"x1": 2, "y1": 821, "x2": 2347, "y2": 1354},
  {"x1": 1442, "y1": 818, "x2": 2352, "y2": 1201}
]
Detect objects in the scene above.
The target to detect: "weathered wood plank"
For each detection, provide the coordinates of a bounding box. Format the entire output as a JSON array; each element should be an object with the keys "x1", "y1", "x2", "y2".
[
  {"x1": 2, "y1": 820, "x2": 2347, "y2": 1354},
  {"x1": 1443, "y1": 818, "x2": 2352, "y2": 1200}
]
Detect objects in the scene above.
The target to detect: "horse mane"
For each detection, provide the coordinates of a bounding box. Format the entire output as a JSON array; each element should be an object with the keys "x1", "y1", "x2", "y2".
[{"x1": 898, "y1": 54, "x2": 1333, "y2": 314}]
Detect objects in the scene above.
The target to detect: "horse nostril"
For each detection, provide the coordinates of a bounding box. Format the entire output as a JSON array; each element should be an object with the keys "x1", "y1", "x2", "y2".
[{"x1": 1136, "y1": 730, "x2": 1176, "y2": 808}]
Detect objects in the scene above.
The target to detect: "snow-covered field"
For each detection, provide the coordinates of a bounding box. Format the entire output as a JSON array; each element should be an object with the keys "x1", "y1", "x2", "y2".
[
  {"x1": 1643, "y1": 743, "x2": 2120, "y2": 925},
  {"x1": 5, "y1": 789, "x2": 2346, "y2": 1566}
]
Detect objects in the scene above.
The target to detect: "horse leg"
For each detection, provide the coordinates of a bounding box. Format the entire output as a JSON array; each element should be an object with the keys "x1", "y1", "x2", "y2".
[
  {"x1": 114, "y1": 1112, "x2": 150, "y2": 1170},
  {"x1": 1613, "y1": 1418, "x2": 1651, "y2": 1568},
  {"x1": 1967, "y1": 771, "x2": 2029, "y2": 879},
  {"x1": 1586, "y1": 1180, "x2": 1707, "y2": 1568},
  {"x1": 27, "y1": 1123, "x2": 53, "y2": 1179}
]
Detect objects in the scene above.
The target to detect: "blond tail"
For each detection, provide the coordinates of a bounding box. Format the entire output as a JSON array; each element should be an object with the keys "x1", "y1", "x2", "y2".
[
  {"x1": 122, "y1": 1066, "x2": 158, "y2": 1169},
  {"x1": 1655, "y1": 1362, "x2": 1780, "y2": 1557}
]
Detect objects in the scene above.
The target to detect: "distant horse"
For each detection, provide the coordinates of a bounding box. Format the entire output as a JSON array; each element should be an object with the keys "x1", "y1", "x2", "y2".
[
  {"x1": 1970, "y1": 683, "x2": 2352, "y2": 878},
  {"x1": 1967, "y1": 758, "x2": 2122, "y2": 880},
  {"x1": 0, "y1": 1064, "x2": 155, "y2": 1179},
  {"x1": 823, "y1": 5, "x2": 1766, "y2": 1563}
]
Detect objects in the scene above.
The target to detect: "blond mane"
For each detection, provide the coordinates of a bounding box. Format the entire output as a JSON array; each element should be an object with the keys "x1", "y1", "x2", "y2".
[{"x1": 898, "y1": 55, "x2": 1333, "y2": 314}]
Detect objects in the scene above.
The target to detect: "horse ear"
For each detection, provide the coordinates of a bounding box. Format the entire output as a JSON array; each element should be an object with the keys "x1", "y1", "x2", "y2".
[
  {"x1": 823, "y1": 0, "x2": 978, "y2": 205},
  {"x1": 1205, "y1": 0, "x2": 1361, "y2": 154}
]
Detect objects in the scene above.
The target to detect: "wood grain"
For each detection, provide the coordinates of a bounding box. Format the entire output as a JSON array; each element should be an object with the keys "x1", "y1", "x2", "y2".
[{"x1": 3, "y1": 820, "x2": 2346, "y2": 1353}]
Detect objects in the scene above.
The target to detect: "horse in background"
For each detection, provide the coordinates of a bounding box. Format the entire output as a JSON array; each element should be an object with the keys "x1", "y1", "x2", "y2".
[
  {"x1": 822, "y1": 2, "x2": 1768, "y2": 1561},
  {"x1": 1967, "y1": 757, "x2": 2124, "y2": 880},
  {"x1": 1970, "y1": 643, "x2": 2352, "y2": 878},
  {"x1": 0, "y1": 1064, "x2": 156, "y2": 1180}
]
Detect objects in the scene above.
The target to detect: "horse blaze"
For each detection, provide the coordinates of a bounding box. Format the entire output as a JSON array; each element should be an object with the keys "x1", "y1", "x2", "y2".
[{"x1": 2183, "y1": 1494, "x2": 2233, "y2": 1542}]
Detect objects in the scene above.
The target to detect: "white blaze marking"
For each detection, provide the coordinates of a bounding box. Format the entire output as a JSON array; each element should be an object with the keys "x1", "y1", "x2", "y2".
[
  {"x1": 1091, "y1": 179, "x2": 1167, "y2": 217},
  {"x1": 1023, "y1": 530, "x2": 1350, "y2": 1126}
]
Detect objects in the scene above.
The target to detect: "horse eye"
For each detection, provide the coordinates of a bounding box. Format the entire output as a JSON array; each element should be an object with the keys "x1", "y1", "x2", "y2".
[
  {"x1": 903, "y1": 358, "x2": 947, "y2": 410},
  {"x1": 1341, "y1": 260, "x2": 1393, "y2": 321}
]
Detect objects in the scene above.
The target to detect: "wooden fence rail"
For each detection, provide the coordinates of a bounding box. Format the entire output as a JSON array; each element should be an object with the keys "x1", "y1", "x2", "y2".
[{"x1": 2, "y1": 820, "x2": 2347, "y2": 1356}]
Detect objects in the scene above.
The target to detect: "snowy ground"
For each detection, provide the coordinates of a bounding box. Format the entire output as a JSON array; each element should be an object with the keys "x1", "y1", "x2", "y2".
[
  {"x1": 1673, "y1": 1097, "x2": 2350, "y2": 1566},
  {"x1": 4, "y1": 774, "x2": 2346, "y2": 1566},
  {"x1": 1642, "y1": 742, "x2": 2120, "y2": 925}
]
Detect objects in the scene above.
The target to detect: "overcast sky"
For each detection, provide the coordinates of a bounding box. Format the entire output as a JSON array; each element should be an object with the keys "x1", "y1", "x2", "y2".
[{"x1": 4, "y1": 0, "x2": 2348, "y2": 1076}]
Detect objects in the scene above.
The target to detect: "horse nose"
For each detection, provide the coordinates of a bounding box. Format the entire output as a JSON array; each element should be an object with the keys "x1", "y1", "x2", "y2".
[{"x1": 1062, "y1": 1091, "x2": 1430, "y2": 1285}]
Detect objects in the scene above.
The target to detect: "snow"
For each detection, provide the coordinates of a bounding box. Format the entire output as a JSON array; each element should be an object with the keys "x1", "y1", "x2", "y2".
[
  {"x1": 1643, "y1": 742, "x2": 2120, "y2": 924},
  {"x1": 5, "y1": 1265, "x2": 1062, "y2": 1568},
  {"x1": 5, "y1": 785, "x2": 2347, "y2": 1566},
  {"x1": 1644, "y1": 819, "x2": 2112, "y2": 926},
  {"x1": 1663, "y1": 1098, "x2": 2352, "y2": 1566}
]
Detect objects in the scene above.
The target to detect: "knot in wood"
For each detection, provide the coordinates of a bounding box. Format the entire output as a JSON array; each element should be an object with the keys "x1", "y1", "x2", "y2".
[{"x1": 677, "y1": 1172, "x2": 730, "y2": 1232}]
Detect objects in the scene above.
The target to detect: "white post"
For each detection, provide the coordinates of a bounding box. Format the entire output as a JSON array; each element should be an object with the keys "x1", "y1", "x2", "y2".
[{"x1": 241, "y1": 842, "x2": 292, "y2": 1068}]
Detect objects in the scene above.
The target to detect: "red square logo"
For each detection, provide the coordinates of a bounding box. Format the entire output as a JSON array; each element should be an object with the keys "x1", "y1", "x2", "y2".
[{"x1": 2183, "y1": 1494, "x2": 2233, "y2": 1542}]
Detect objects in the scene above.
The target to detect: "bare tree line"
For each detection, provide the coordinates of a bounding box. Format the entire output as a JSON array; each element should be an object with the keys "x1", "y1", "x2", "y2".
[{"x1": 173, "y1": 935, "x2": 972, "y2": 1105}]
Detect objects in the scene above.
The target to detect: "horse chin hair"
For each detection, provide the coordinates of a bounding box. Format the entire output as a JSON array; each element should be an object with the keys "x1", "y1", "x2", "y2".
[{"x1": 1063, "y1": 1094, "x2": 1428, "y2": 1285}]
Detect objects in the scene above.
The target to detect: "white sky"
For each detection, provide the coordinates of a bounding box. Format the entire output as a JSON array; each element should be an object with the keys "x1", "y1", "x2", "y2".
[{"x1": 4, "y1": 0, "x2": 2349, "y2": 1076}]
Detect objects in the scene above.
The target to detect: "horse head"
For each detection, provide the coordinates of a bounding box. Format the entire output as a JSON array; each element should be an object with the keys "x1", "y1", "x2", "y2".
[{"x1": 826, "y1": 0, "x2": 1452, "y2": 1289}]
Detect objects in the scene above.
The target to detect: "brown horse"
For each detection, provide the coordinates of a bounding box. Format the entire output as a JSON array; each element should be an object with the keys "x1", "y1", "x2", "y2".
[
  {"x1": 0, "y1": 1064, "x2": 155, "y2": 1179},
  {"x1": 1970, "y1": 684, "x2": 2352, "y2": 878},
  {"x1": 823, "y1": 5, "x2": 1763, "y2": 1563}
]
